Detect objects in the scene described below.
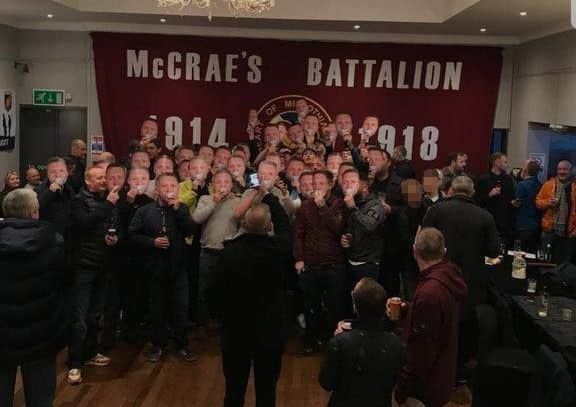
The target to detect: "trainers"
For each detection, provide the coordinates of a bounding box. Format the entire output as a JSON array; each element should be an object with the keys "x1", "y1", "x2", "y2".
[
  {"x1": 178, "y1": 348, "x2": 199, "y2": 363},
  {"x1": 85, "y1": 353, "x2": 111, "y2": 367},
  {"x1": 67, "y1": 369, "x2": 82, "y2": 385},
  {"x1": 148, "y1": 347, "x2": 163, "y2": 363}
]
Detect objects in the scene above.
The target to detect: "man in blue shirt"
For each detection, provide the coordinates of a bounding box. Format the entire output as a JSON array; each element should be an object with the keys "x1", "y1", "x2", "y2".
[{"x1": 514, "y1": 160, "x2": 542, "y2": 252}]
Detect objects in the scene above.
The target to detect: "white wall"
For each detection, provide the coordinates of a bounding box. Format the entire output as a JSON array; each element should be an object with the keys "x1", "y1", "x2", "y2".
[
  {"x1": 507, "y1": 30, "x2": 576, "y2": 167},
  {"x1": 0, "y1": 25, "x2": 19, "y2": 178}
]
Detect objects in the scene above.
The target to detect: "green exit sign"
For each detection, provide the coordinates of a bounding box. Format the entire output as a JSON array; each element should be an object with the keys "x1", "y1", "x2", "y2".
[{"x1": 33, "y1": 89, "x2": 65, "y2": 106}]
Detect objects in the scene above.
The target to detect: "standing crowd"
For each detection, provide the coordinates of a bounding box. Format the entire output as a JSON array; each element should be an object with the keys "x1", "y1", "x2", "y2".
[{"x1": 1, "y1": 100, "x2": 576, "y2": 407}]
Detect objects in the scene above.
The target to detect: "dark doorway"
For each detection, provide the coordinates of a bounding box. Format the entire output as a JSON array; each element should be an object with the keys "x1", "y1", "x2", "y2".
[{"x1": 19, "y1": 105, "x2": 87, "y2": 177}]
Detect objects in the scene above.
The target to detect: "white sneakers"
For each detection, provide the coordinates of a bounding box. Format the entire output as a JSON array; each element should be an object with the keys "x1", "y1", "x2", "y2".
[
  {"x1": 85, "y1": 353, "x2": 111, "y2": 367},
  {"x1": 68, "y1": 353, "x2": 111, "y2": 385},
  {"x1": 67, "y1": 369, "x2": 82, "y2": 385}
]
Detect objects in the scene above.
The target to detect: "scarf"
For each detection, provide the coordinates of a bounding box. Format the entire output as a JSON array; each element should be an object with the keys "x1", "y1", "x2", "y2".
[{"x1": 554, "y1": 179, "x2": 569, "y2": 237}]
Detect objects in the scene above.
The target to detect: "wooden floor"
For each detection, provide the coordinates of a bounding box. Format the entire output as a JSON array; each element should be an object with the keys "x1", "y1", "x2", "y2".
[{"x1": 12, "y1": 332, "x2": 471, "y2": 407}]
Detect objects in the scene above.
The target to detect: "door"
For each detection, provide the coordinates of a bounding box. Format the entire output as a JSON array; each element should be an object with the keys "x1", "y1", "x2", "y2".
[{"x1": 19, "y1": 105, "x2": 87, "y2": 177}]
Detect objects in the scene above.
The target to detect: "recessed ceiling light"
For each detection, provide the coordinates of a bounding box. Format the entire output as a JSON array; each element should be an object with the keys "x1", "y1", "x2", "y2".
[
  {"x1": 353, "y1": 24, "x2": 360, "y2": 30},
  {"x1": 519, "y1": 11, "x2": 527, "y2": 16},
  {"x1": 160, "y1": 18, "x2": 167, "y2": 23},
  {"x1": 47, "y1": 14, "x2": 54, "y2": 19},
  {"x1": 480, "y1": 28, "x2": 487, "y2": 33}
]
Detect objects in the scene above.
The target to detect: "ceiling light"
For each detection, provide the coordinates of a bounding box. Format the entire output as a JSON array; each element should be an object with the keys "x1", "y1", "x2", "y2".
[
  {"x1": 47, "y1": 14, "x2": 54, "y2": 19},
  {"x1": 480, "y1": 28, "x2": 487, "y2": 33},
  {"x1": 520, "y1": 11, "x2": 527, "y2": 16},
  {"x1": 353, "y1": 24, "x2": 360, "y2": 30},
  {"x1": 160, "y1": 18, "x2": 167, "y2": 23}
]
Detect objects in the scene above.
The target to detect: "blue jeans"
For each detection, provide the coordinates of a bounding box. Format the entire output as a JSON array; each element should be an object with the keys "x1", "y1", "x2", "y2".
[
  {"x1": 68, "y1": 268, "x2": 108, "y2": 369},
  {"x1": 0, "y1": 355, "x2": 56, "y2": 407},
  {"x1": 197, "y1": 249, "x2": 222, "y2": 326}
]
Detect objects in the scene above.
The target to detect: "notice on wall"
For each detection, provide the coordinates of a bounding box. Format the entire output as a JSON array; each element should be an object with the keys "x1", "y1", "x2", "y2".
[
  {"x1": 0, "y1": 89, "x2": 16, "y2": 152},
  {"x1": 91, "y1": 135, "x2": 105, "y2": 154}
]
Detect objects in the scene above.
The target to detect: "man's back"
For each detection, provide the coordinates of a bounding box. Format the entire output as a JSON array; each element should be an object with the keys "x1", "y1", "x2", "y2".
[{"x1": 319, "y1": 321, "x2": 404, "y2": 407}]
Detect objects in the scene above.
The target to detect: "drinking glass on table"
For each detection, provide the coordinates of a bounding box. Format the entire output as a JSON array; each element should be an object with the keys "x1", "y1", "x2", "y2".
[
  {"x1": 499, "y1": 242, "x2": 507, "y2": 258},
  {"x1": 538, "y1": 290, "x2": 550, "y2": 318},
  {"x1": 526, "y1": 279, "x2": 537, "y2": 302},
  {"x1": 537, "y1": 248, "x2": 546, "y2": 261}
]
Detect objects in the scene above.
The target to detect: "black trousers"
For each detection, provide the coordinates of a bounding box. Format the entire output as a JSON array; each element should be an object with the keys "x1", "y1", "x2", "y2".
[
  {"x1": 0, "y1": 355, "x2": 56, "y2": 407},
  {"x1": 222, "y1": 346, "x2": 283, "y2": 407},
  {"x1": 149, "y1": 269, "x2": 189, "y2": 349}
]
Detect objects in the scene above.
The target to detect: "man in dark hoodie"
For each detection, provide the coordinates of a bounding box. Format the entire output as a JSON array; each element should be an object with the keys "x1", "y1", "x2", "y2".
[
  {"x1": 210, "y1": 195, "x2": 291, "y2": 407},
  {"x1": 394, "y1": 227, "x2": 468, "y2": 407},
  {"x1": 0, "y1": 188, "x2": 69, "y2": 407}
]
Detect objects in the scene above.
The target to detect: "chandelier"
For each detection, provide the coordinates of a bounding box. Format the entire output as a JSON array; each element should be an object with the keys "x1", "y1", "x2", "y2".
[{"x1": 157, "y1": 0, "x2": 275, "y2": 20}]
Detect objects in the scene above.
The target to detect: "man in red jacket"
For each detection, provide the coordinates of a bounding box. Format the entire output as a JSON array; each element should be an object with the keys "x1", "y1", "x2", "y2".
[
  {"x1": 294, "y1": 170, "x2": 346, "y2": 354},
  {"x1": 394, "y1": 227, "x2": 468, "y2": 407}
]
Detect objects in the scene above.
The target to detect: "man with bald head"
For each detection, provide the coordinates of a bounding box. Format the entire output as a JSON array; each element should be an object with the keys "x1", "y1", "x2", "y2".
[
  {"x1": 67, "y1": 138, "x2": 87, "y2": 193},
  {"x1": 211, "y1": 189, "x2": 291, "y2": 407},
  {"x1": 68, "y1": 166, "x2": 120, "y2": 384}
]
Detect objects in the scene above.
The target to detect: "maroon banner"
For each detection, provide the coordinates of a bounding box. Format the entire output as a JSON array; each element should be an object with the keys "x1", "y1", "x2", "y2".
[{"x1": 91, "y1": 32, "x2": 502, "y2": 174}]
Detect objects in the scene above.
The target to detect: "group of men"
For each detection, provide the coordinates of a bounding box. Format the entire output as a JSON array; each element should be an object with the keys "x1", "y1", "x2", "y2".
[{"x1": 1, "y1": 105, "x2": 576, "y2": 407}]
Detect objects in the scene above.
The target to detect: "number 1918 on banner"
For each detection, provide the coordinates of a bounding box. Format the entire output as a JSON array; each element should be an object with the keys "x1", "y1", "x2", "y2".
[{"x1": 161, "y1": 115, "x2": 439, "y2": 161}]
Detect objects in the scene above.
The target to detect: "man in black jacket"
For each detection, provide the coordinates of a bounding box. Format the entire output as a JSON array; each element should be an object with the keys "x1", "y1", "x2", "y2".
[
  {"x1": 68, "y1": 166, "x2": 119, "y2": 385},
  {"x1": 35, "y1": 157, "x2": 75, "y2": 249},
  {"x1": 129, "y1": 173, "x2": 197, "y2": 363},
  {"x1": 210, "y1": 193, "x2": 291, "y2": 407},
  {"x1": 422, "y1": 175, "x2": 499, "y2": 380},
  {"x1": 67, "y1": 138, "x2": 87, "y2": 193},
  {"x1": 475, "y1": 153, "x2": 516, "y2": 244},
  {"x1": 340, "y1": 169, "x2": 386, "y2": 285},
  {"x1": 319, "y1": 277, "x2": 404, "y2": 407},
  {"x1": 0, "y1": 188, "x2": 69, "y2": 407}
]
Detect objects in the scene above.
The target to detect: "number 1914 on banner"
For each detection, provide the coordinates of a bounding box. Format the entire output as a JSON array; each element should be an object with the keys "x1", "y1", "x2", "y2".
[{"x1": 161, "y1": 115, "x2": 439, "y2": 161}]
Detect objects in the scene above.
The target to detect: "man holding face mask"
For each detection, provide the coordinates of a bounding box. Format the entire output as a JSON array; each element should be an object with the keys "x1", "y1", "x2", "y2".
[
  {"x1": 129, "y1": 173, "x2": 197, "y2": 363},
  {"x1": 192, "y1": 170, "x2": 241, "y2": 335},
  {"x1": 340, "y1": 169, "x2": 386, "y2": 285}
]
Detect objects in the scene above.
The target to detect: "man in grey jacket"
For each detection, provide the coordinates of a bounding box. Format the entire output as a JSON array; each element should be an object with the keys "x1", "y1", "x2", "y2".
[
  {"x1": 340, "y1": 169, "x2": 386, "y2": 285},
  {"x1": 192, "y1": 170, "x2": 240, "y2": 330}
]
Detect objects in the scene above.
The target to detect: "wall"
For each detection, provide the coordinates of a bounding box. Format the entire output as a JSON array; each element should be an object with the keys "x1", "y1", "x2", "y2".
[
  {"x1": 0, "y1": 25, "x2": 19, "y2": 178},
  {"x1": 507, "y1": 29, "x2": 576, "y2": 167}
]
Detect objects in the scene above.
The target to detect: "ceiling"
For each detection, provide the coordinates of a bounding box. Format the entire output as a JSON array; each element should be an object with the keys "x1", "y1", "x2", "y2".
[{"x1": 0, "y1": 0, "x2": 572, "y2": 45}]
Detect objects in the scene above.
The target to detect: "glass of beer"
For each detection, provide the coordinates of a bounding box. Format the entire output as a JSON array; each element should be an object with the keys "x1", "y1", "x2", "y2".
[
  {"x1": 526, "y1": 279, "x2": 537, "y2": 302},
  {"x1": 537, "y1": 291, "x2": 550, "y2": 318},
  {"x1": 388, "y1": 297, "x2": 402, "y2": 321}
]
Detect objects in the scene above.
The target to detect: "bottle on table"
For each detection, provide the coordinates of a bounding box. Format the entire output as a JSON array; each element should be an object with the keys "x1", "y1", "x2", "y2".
[{"x1": 512, "y1": 251, "x2": 527, "y2": 280}]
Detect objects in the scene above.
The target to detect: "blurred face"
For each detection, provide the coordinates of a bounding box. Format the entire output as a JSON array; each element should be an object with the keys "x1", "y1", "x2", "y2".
[
  {"x1": 322, "y1": 123, "x2": 337, "y2": 140},
  {"x1": 299, "y1": 174, "x2": 314, "y2": 197},
  {"x1": 140, "y1": 120, "x2": 158, "y2": 141},
  {"x1": 338, "y1": 165, "x2": 354, "y2": 186},
  {"x1": 26, "y1": 168, "x2": 41, "y2": 185},
  {"x1": 227, "y1": 157, "x2": 246, "y2": 178},
  {"x1": 313, "y1": 173, "x2": 331, "y2": 197},
  {"x1": 495, "y1": 156, "x2": 508, "y2": 172},
  {"x1": 131, "y1": 152, "x2": 150, "y2": 169},
  {"x1": 342, "y1": 149, "x2": 353, "y2": 163},
  {"x1": 303, "y1": 116, "x2": 319, "y2": 136},
  {"x1": 85, "y1": 168, "x2": 107, "y2": 193},
  {"x1": 302, "y1": 150, "x2": 317, "y2": 166},
  {"x1": 176, "y1": 148, "x2": 194, "y2": 164},
  {"x1": 335, "y1": 114, "x2": 353, "y2": 135},
  {"x1": 156, "y1": 175, "x2": 178, "y2": 202},
  {"x1": 189, "y1": 158, "x2": 209, "y2": 182},
  {"x1": 289, "y1": 124, "x2": 304, "y2": 143},
  {"x1": 72, "y1": 141, "x2": 87, "y2": 158},
  {"x1": 6, "y1": 174, "x2": 20, "y2": 189},
  {"x1": 362, "y1": 117, "x2": 379, "y2": 136},
  {"x1": 423, "y1": 175, "x2": 441, "y2": 195},
  {"x1": 368, "y1": 150, "x2": 385, "y2": 173},
  {"x1": 154, "y1": 157, "x2": 174, "y2": 177},
  {"x1": 296, "y1": 99, "x2": 309, "y2": 118},
  {"x1": 286, "y1": 160, "x2": 305, "y2": 181},
  {"x1": 278, "y1": 123, "x2": 288, "y2": 137},
  {"x1": 342, "y1": 172, "x2": 360, "y2": 196},
  {"x1": 106, "y1": 167, "x2": 126, "y2": 190},
  {"x1": 47, "y1": 162, "x2": 68, "y2": 184},
  {"x1": 266, "y1": 155, "x2": 283, "y2": 173},
  {"x1": 199, "y1": 146, "x2": 214, "y2": 166},
  {"x1": 326, "y1": 154, "x2": 342, "y2": 177},
  {"x1": 557, "y1": 162, "x2": 572, "y2": 181},
  {"x1": 213, "y1": 172, "x2": 233, "y2": 195},
  {"x1": 248, "y1": 109, "x2": 259, "y2": 124},
  {"x1": 213, "y1": 148, "x2": 231, "y2": 170},
  {"x1": 145, "y1": 143, "x2": 161, "y2": 160},
  {"x1": 128, "y1": 168, "x2": 149, "y2": 193},
  {"x1": 264, "y1": 126, "x2": 280, "y2": 145},
  {"x1": 258, "y1": 162, "x2": 278, "y2": 188},
  {"x1": 178, "y1": 161, "x2": 191, "y2": 181},
  {"x1": 404, "y1": 183, "x2": 423, "y2": 208}
]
